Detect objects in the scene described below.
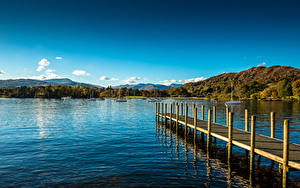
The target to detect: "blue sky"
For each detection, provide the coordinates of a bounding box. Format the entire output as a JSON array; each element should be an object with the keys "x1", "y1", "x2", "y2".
[{"x1": 0, "y1": 0, "x2": 299, "y2": 86}]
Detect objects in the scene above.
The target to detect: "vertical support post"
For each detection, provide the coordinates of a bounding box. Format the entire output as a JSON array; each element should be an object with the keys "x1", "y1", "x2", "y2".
[
  {"x1": 155, "y1": 103, "x2": 157, "y2": 116},
  {"x1": 176, "y1": 103, "x2": 179, "y2": 133},
  {"x1": 200, "y1": 105, "x2": 205, "y2": 140},
  {"x1": 213, "y1": 106, "x2": 216, "y2": 123},
  {"x1": 158, "y1": 103, "x2": 160, "y2": 117},
  {"x1": 226, "y1": 107, "x2": 229, "y2": 126},
  {"x1": 185, "y1": 104, "x2": 188, "y2": 136},
  {"x1": 193, "y1": 107, "x2": 197, "y2": 141},
  {"x1": 228, "y1": 112, "x2": 233, "y2": 163},
  {"x1": 207, "y1": 109, "x2": 212, "y2": 150},
  {"x1": 282, "y1": 120, "x2": 289, "y2": 188},
  {"x1": 181, "y1": 103, "x2": 183, "y2": 118},
  {"x1": 250, "y1": 115, "x2": 256, "y2": 186},
  {"x1": 161, "y1": 103, "x2": 164, "y2": 124},
  {"x1": 244, "y1": 109, "x2": 249, "y2": 160},
  {"x1": 170, "y1": 103, "x2": 173, "y2": 128},
  {"x1": 245, "y1": 109, "x2": 249, "y2": 132},
  {"x1": 201, "y1": 105, "x2": 204, "y2": 120},
  {"x1": 271, "y1": 112, "x2": 275, "y2": 138},
  {"x1": 164, "y1": 103, "x2": 167, "y2": 125}
]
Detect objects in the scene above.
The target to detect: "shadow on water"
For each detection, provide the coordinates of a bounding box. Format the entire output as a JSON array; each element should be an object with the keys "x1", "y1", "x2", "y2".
[{"x1": 155, "y1": 117, "x2": 300, "y2": 188}]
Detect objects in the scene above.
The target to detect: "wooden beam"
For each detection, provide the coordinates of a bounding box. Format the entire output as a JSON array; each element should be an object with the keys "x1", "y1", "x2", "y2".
[
  {"x1": 164, "y1": 103, "x2": 167, "y2": 125},
  {"x1": 181, "y1": 103, "x2": 183, "y2": 118},
  {"x1": 250, "y1": 115, "x2": 256, "y2": 186},
  {"x1": 213, "y1": 106, "x2": 216, "y2": 123},
  {"x1": 228, "y1": 112, "x2": 233, "y2": 163},
  {"x1": 193, "y1": 107, "x2": 197, "y2": 141},
  {"x1": 201, "y1": 105, "x2": 204, "y2": 120},
  {"x1": 207, "y1": 109, "x2": 212, "y2": 150},
  {"x1": 176, "y1": 103, "x2": 179, "y2": 133},
  {"x1": 185, "y1": 103, "x2": 188, "y2": 136},
  {"x1": 271, "y1": 112, "x2": 275, "y2": 138},
  {"x1": 170, "y1": 103, "x2": 173, "y2": 128},
  {"x1": 282, "y1": 120, "x2": 289, "y2": 188},
  {"x1": 226, "y1": 107, "x2": 229, "y2": 127},
  {"x1": 245, "y1": 109, "x2": 249, "y2": 132}
]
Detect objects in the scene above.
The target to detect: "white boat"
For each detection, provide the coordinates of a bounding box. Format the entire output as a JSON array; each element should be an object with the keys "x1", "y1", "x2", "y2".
[
  {"x1": 225, "y1": 80, "x2": 242, "y2": 107},
  {"x1": 116, "y1": 88, "x2": 127, "y2": 102},
  {"x1": 148, "y1": 98, "x2": 161, "y2": 102},
  {"x1": 225, "y1": 101, "x2": 242, "y2": 107},
  {"x1": 61, "y1": 96, "x2": 71, "y2": 100},
  {"x1": 116, "y1": 98, "x2": 127, "y2": 102}
]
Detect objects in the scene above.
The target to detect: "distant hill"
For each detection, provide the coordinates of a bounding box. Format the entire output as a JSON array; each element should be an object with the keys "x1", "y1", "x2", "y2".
[
  {"x1": 0, "y1": 78, "x2": 102, "y2": 88},
  {"x1": 112, "y1": 83, "x2": 182, "y2": 90},
  {"x1": 179, "y1": 65, "x2": 300, "y2": 99}
]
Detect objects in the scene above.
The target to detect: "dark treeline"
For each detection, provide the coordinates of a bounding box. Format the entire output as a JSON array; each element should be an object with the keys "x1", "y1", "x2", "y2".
[
  {"x1": 0, "y1": 79, "x2": 299, "y2": 100},
  {"x1": 0, "y1": 85, "x2": 172, "y2": 99}
]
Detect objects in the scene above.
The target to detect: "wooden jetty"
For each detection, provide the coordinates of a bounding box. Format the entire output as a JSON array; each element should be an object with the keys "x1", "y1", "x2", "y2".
[{"x1": 155, "y1": 102, "x2": 300, "y2": 188}]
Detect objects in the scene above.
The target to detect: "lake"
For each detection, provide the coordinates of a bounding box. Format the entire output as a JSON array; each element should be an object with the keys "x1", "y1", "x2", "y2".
[{"x1": 0, "y1": 98, "x2": 299, "y2": 187}]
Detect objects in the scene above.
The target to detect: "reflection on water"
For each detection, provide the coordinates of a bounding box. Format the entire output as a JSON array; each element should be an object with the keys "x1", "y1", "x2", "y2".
[{"x1": 0, "y1": 98, "x2": 299, "y2": 187}]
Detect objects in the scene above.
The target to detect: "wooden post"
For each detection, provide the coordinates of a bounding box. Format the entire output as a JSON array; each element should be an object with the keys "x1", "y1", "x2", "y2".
[
  {"x1": 213, "y1": 106, "x2": 216, "y2": 123},
  {"x1": 170, "y1": 103, "x2": 173, "y2": 128},
  {"x1": 228, "y1": 112, "x2": 233, "y2": 164},
  {"x1": 226, "y1": 107, "x2": 229, "y2": 126},
  {"x1": 271, "y1": 112, "x2": 275, "y2": 138},
  {"x1": 161, "y1": 103, "x2": 164, "y2": 124},
  {"x1": 282, "y1": 120, "x2": 289, "y2": 188},
  {"x1": 164, "y1": 103, "x2": 167, "y2": 125},
  {"x1": 201, "y1": 105, "x2": 204, "y2": 120},
  {"x1": 207, "y1": 109, "x2": 212, "y2": 150},
  {"x1": 193, "y1": 107, "x2": 197, "y2": 141},
  {"x1": 185, "y1": 104, "x2": 188, "y2": 135},
  {"x1": 176, "y1": 103, "x2": 179, "y2": 132},
  {"x1": 181, "y1": 103, "x2": 183, "y2": 118},
  {"x1": 245, "y1": 109, "x2": 249, "y2": 132},
  {"x1": 158, "y1": 103, "x2": 160, "y2": 116},
  {"x1": 155, "y1": 103, "x2": 157, "y2": 116},
  {"x1": 250, "y1": 115, "x2": 256, "y2": 186}
]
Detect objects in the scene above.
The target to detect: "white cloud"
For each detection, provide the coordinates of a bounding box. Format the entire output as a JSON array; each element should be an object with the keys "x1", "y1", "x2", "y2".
[
  {"x1": 45, "y1": 69, "x2": 56, "y2": 73},
  {"x1": 184, "y1": 77, "x2": 205, "y2": 83},
  {"x1": 100, "y1": 76, "x2": 119, "y2": 81},
  {"x1": 0, "y1": 70, "x2": 6, "y2": 75},
  {"x1": 123, "y1": 76, "x2": 140, "y2": 84},
  {"x1": 100, "y1": 76, "x2": 110, "y2": 80},
  {"x1": 158, "y1": 79, "x2": 177, "y2": 86},
  {"x1": 55, "y1": 57, "x2": 63, "y2": 60},
  {"x1": 15, "y1": 73, "x2": 62, "y2": 80},
  {"x1": 38, "y1": 58, "x2": 50, "y2": 66},
  {"x1": 72, "y1": 70, "x2": 91, "y2": 76},
  {"x1": 257, "y1": 61, "x2": 266, "y2": 67},
  {"x1": 36, "y1": 66, "x2": 46, "y2": 72}
]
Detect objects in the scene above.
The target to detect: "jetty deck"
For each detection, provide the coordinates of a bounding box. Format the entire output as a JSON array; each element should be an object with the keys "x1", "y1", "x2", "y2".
[
  {"x1": 158, "y1": 113, "x2": 300, "y2": 170},
  {"x1": 155, "y1": 102, "x2": 300, "y2": 187}
]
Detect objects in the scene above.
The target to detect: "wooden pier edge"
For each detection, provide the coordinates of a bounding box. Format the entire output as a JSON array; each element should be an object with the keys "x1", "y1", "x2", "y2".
[{"x1": 155, "y1": 102, "x2": 300, "y2": 184}]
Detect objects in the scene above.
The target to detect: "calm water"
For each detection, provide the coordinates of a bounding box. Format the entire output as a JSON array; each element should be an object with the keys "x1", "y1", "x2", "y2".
[{"x1": 0, "y1": 98, "x2": 299, "y2": 187}]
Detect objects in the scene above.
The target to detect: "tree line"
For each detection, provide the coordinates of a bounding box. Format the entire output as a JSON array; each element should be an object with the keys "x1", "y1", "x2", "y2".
[{"x1": 0, "y1": 79, "x2": 299, "y2": 100}]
